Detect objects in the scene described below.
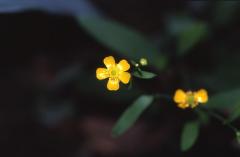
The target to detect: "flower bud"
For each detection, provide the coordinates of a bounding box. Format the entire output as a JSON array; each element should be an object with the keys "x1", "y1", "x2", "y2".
[{"x1": 139, "y1": 58, "x2": 148, "y2": 66}]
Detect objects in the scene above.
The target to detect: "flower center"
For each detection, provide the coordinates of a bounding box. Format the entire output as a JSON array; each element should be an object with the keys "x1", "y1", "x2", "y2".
[
  {"x1": 109, "y1": 67, "x2": 119, "y2": 78},
  {"x1": 111, "y1": 70, "x2": 117, "y2": 76},
  {"x1": 186, "y1": 91, "x2": 198, "y2": 107}
]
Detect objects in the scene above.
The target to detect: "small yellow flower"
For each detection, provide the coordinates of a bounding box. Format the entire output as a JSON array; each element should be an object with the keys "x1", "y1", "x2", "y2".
[
  {"x1": 173, "y1": 89, "x2": 208, "y2": 109},
  {"x1": 96, "y1": 56, "x2": 131, "y2": 91}
]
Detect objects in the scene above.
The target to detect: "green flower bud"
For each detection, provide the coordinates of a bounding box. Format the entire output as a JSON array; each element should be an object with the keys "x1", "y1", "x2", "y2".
[{"x1": 140, "y1": 58, "x2": 148, "y2": 66}]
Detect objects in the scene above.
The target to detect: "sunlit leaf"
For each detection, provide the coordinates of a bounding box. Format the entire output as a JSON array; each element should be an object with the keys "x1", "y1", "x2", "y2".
[
  {"x1": 112, "y1": 95, "x2": 154, "y2": 137},
  {"x1": 178, "y1": 22, "x2": 208, "y2": 55},
  {"x1": 132, "y1": 70, "x2": 157, "y2": 79},
  {"x1": 181, "y1": 121, "x2": 200, "y2": 151},
  {"x1": 77, "y1": 17, "x2": 167, "y2": 70}
]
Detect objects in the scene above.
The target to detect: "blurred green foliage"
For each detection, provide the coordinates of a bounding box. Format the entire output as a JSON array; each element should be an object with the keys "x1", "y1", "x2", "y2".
[
  {"x1": 75, "y1": 2, "x2": 240, "y2": 151},
  {"x1": 207, "y1": 89, "x2": 240, "y2": 110},
  {"x1": 177, "y1": 22, "x2": 208, "y2": 55},
  {"x1": 213, "y1": 1, "x2": 239, "y2": 25},
  {"x1": 112, "y1": 95, "x2": 154, "y2": 137},
  {"x1": 77, "y1": 17, "x2": 167, "y2": 70},
  {"x1": 180, "y1": 121, "x2": 200, "y2": 151},
  {"x1": 237, "y1": 132, "x2": 240, "y2": 144},
  {"x1": 226, "y1": 104, "x2": 240, "y2": 123},
  {"x1": 0, "y1": 0, "x2": 239, "y2": 155}
]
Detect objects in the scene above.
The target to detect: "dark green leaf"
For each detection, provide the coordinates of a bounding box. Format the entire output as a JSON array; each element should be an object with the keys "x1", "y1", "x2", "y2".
[
  {"x1": 112, "y1": 95, "x2": 154, "y2": 137},
  {"x1": 196, "y1": 109, "x2": 209, "y2": 125},
  {"x1": 166, "y1": 15, "x2": 193, "y2": 35},
  {"x1": 213, "y1": 1, "x2": 239, "y2": 26},
  {"x1": 178, "y1": 22, "x2": 208, "y2": 55},
  {"x1": 236, "y1": 132, "x2": 240, "y2": 144},
  {"x1": 226, "y1": 103, "x2": 240, "y2": 123},
  {"x1": 132, "y1": 70, "x2": 157, "y2": 79},
  {"x1": 207, "y1": 89, "x2": 240, "y2": 109},
  {"x1": 181, "y1": 121, "x2": 200, "y2": 151},
  {"x1": 77, "y1": 17, "x2": 167, "y2": 70}
]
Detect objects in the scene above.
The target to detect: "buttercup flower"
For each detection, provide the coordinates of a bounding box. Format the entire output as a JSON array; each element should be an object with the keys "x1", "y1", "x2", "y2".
[
  {"x1": 173, "y1": 89, "x2": 208, "y2": 109},
  {"x1": 96, "y1": 56, "x2": 131, "y2": 91}
]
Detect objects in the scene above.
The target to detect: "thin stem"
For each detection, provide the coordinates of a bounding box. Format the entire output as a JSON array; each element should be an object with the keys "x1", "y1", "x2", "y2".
[{"x1": 200, "y1": 107, "x2": 239, "y2": 133}]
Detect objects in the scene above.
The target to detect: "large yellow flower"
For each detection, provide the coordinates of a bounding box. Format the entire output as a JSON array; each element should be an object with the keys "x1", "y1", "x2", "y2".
[
  {"x1": 96, "y1": 56, "x2": 131, "y2": 91},
  {"x1": 173, "y1": 89, "x2": 208, "y2": 109}
]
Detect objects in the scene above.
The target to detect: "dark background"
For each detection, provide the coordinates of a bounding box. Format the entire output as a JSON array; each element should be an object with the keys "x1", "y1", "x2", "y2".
[{"x1": 0, "y1": 1, "x2": 240, "y2": 157}]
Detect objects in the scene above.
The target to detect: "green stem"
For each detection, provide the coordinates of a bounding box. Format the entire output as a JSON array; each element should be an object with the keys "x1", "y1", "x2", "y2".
[
  {"x1": 201, "y1": 107, "x2": 239, "y2": 133},
  {"x1": 136, "y1": 67, "x2": 142, "y2": 75}
]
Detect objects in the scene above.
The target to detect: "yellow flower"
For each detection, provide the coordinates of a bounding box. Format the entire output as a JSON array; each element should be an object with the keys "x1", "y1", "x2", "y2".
[
  {"x1": 173, "y1": 89, "x2": 208, "y2": 109},
  {"x1": 96, "y1": 56, "x2": 131, "y2": 91}
]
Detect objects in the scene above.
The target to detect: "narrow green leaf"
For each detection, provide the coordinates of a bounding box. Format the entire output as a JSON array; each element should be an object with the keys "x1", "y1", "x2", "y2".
[
  {"x1": 77, "y1": 17, "x2": 167, "y2": 70},
  {"x1": 207, "y1": 89, "x2": 240, "y2": 109},
  {"x1": 112, "y1": 95, "x2": 154, "y2": 137},
  {"x1": 178, "y1": 22, "x2": 208, "y2": 55},
  {"x1": 132, "y1": 71, "x2": 157, "y2": 79},
  {"x1": 181, "y1": 121, "x2": 200, "y2": 151}
]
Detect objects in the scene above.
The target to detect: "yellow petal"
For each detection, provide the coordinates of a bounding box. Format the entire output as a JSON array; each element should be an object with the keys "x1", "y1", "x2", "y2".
[
  {"x1": 117, "y1": 59, "x2": 130, "y2": 72},
  {"x1": 96, "y1": 68, "x2": 109, "y2": 80},
  {"x1": 107, "y1": 78, "x2": 119, "y2": 91},
  {"x1": 178, "y1": 103, "x2": 189, "y2": 109},
  {"x1": 119, "y1": 72, "x2": 131, "y2": 84},
  {"x1": 174, "y1": 89, "x2": 187, "y2": 103},
  {"x1": 194, "y1": 89, "x2": 208, "y2": 103},
  {"x1": 104, "y1": 56, "x2": 116, "y2": 68}
]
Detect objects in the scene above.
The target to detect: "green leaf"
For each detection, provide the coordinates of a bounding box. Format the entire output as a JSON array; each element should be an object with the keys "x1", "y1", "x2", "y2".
[
  {"x1": 226, "y1": 103, "x2": 240, "y2": 123},
  {"x1": 77, "y1": 17, "x2": 167, "y2": 70},
  {"x1": 112, "y1": 95, "x2": 154, "y2": 137},
  {"x1": 236, "y1": 132, "x2": 240, "y2": 144},
  {"x1": 132, "y1": 70, "x2": 157, "y2": 79},
  {"x1": 195, "y1": 109, "x2": 209, "y2": 125},
  {"x1": 207, "y1": 89, "x2": 240, "y2": 109},
  {"x1": 213, "y1": 1, "x2": 239, "y2": 26},
  {"x1": 178, "y1": 22, "x2": 208, "y2": 55},
  {"x1": 181, "y1": 121, "x2": 200, "y2": 151}
]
